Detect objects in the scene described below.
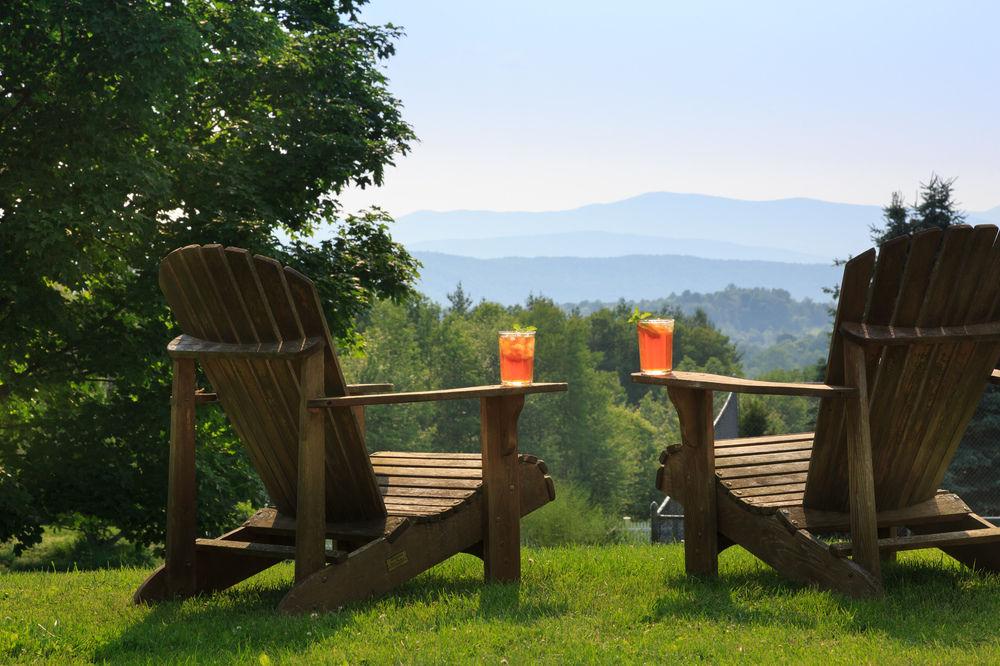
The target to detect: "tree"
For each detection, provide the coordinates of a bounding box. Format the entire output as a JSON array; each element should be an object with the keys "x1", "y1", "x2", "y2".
[
  {"x1": 870, "y1": 174, "x2": 966, "y2": 245},
  {"x1": 446, "y1": 282, "x2": 473, "y2": 315},
  {"x1": 873, "y1": 191, "x2": 910, "y2": 245},
  {"x1": 829, "y1": 174, "x2": 965, "y2": 307},
  {"x1": 0, "y1": 1, "x2": 417, "y2": 553}
]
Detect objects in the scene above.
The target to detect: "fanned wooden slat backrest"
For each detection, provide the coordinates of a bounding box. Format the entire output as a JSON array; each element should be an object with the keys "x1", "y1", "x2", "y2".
[
  {"x1": 805, "y1": 225, "x2": 1000, "y2": 512},
  {"x1": 159, "y1": 245, "x2": 386, "y2": 521}
]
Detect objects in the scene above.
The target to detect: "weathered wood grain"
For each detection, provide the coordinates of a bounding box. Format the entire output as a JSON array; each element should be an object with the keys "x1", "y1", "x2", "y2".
[
  {"x1": 633, "y1": 371, "x2": 853, "y2": 397},
  {"x1": 714, "y1": 449, "x2": 812, "y2": 468},
  {"x1": 165, "y1": 358, "x2": 197, "y2": 598},
  {"x1": 295, "y1": 350, "x2": 326, "y2": 582},
  {"x1": 714, "y1": 489, "x2": 881, "y2": 598},
  {"x1": 830, "y1": 527, "x2": 1000, "y2": 557},
  {"x1": 715, "y1": 440, "x2": 814, "y2": 457},
  {"x1": 777, "y1": 492, "x2": 971, "y2": 532},
  {"x1": 167, "y1": 334, "x2": 324, "y2": 359},
  {"x1": 805, "y1": 246, "x2": 878, "y2": 509},
  {"x1": 840, "y1": 320, "x2": 1000, "y2": 346},
  {"x1": 667, "y1": 386, "x2": 718, "y2": 577},
  {"x1": 310, "y1": 382, "x2": 568, "y2": 408},
  {"x1": 480, "y1": 394, "x2": 525, "y2": 582},
  {"x1": 720, "y1": 471, "x2": 809, "y2": 489},
  {"x1": 367, "y1": 456, "x2": 482, "y2": 469},
  {"x1": 843, "y1": 340, "x2": 881, "y2": 580},
  {"x1": 714, "y1": 433, "x2": 814, "y2": 448},
  {"x1": 195, "y1": 538, "x2": 349, "y2": 562}
]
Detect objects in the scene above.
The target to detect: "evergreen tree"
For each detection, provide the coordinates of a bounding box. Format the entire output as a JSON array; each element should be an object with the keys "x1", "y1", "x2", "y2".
[
  {"x1": 913, "y1": 174, "x2": 966, "y2": 231},
  {"x1": 871, "y1": 191, "x2": 910, "y2": 244},
  {"x1": 446, "y1": 282, "x2": 473, "y2": 315},
  {"x1": 870, "y1": 174, "x2": 965, "y2": 245}
]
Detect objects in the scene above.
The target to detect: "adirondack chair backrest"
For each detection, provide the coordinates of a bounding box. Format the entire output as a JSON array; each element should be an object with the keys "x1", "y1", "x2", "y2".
[
  {"x1": 159, "y1": 244, "x2": 386, "y2": 522},
  {"x1": 805, "y1": 225, "x2": 1000, "y2": 512}
]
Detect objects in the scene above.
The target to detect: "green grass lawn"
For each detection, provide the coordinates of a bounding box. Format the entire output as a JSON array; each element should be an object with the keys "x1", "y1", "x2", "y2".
[{"x1": 1, "y1": 543, "x2": 998, "y2": 664}]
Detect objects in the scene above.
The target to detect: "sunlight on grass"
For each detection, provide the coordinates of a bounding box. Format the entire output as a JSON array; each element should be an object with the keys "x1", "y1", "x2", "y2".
[{"x1": 1, "y1": 545, "x2": 998, "y2": 664}]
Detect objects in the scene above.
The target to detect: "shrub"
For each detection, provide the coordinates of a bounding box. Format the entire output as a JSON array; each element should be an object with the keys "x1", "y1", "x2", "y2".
[
  {"x1": 0, "y1": 467, "x2": 42, "y2": 555},
  {"x1": 521, "y1": 481, "x2": 621, "y2": 547}
]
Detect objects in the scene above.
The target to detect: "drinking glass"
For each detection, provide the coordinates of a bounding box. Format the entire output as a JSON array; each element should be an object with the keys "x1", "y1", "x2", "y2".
[
  {"x1": 637, "y1": 319, "x2": 674, "y2": 375},
  {"x1": 499, "y1": 331, "x2": 536, "y2": 385}
]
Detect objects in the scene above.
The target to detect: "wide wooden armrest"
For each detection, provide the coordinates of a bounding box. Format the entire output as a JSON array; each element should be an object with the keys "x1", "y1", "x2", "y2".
[
  {"x1": 631, "y1": 371, "x2": 854, "y2": 398},
  {"x1": 346, "y1": 383, "x2": 394, "y2": 395},
  {"x1": 840, "y1": 321, "x2": 1000, "y2": 347},
  {"x1": 167, "y1": 334, "x2": 324, "y2": 359},
  {"x1": 308, "y1": 382, "x2": 568, "y2": 408},
  {"x1": 191, "y1": 383, "x2": 392, "y2": 404}
]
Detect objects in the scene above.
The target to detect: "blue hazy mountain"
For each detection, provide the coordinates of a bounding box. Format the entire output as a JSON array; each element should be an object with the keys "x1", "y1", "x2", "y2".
[
  {"x1": 407, "y1": 231, "x2": 827, "y2": 263},
  {"x1": 975, "y1": 205, "x2": 1000, "y2": 225},
  {"x1": 413, "y1": 252, "x2": 842, "y2": 304},
  {"x1": 395, "y1": 192, "x2": 996, "y2": 263}
]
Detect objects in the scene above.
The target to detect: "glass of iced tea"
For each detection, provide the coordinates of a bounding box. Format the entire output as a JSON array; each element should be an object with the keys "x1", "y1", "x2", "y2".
[
  {"x1": 499, "y1": 330, "x2": 536, "y2": 386},
  {"x1": 637, "y1": 318, "x2": 674, "y2": 375}
]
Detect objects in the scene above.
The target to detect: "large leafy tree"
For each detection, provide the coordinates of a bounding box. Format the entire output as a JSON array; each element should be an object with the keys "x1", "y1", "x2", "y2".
[{"x1": 0, "y1": 0, "x2": 417, "y2": 552}]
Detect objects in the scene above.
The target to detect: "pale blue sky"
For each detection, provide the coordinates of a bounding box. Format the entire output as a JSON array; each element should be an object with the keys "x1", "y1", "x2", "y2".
[{"x1": 338, "y1": 0, "x2": 1000, "y2": 216}]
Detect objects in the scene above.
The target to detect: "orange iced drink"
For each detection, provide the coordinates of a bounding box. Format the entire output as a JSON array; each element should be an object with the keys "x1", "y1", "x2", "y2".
[
  {"x1": 499, "y1": 331, "x2": 535, "y2": 386},
  {"x1": 638, "y1": 319, "x2": 674, "y2": 375}
]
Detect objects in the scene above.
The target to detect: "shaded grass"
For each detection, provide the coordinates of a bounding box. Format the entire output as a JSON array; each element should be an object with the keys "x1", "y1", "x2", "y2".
[
  {"x1": 1, "y1": 544, "x2": 998, "y2": 664},
  {"x1": 0, "y1": 527, "x2": 154, "y2": 573}
]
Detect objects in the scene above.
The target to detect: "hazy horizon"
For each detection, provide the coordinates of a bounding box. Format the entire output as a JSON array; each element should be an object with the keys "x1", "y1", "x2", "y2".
[{"x1": 394, "y1": 189, "x2": 999, "y2": 217}]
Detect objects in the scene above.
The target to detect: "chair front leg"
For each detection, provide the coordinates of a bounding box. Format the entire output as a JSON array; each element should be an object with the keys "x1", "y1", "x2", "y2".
[
  {"x1": 296, "y1": 349, "x2": 327, "y2": 582},
  {"x1": 666, "y1": 386, "x2": 719, "y2": 577},
  {"x1": 480, "y1": 393, "x2": 525, "y2": 583},
  {"x1": 843, "y1": 341, "x2": 883, "y2": 588},
  {"x1": 166, "y1": 358, "x2": 198, "y2": 598}
]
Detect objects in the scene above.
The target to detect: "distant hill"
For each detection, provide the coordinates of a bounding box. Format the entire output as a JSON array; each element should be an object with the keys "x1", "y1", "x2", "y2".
[
  {"x1": 975, "y1": 205, "x2": 1000, "y2": 224},
  {"x1": 568, "y1": 285, "x2": 832, "y2": 344},
  {"x1": 565, "y1": 286, "x2": 834, "y2": 376},
  {"x1": 413, "y1": 252, "x2": 841, "y2": 304},
  {"x1": 408, "y1": 231, "x2": 827, "y2": 263},
  {"x1": 395, "y1": 192, "x2": 996, "y2": 263}
]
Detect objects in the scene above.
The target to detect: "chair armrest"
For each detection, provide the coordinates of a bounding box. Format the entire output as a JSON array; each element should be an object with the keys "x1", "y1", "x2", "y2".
[
  {"x1": 990, "y1": 369, "x2": 1000, "y2": 386},
  {"x1": 346, "y1": 383, "x2": 394, "y2": 395},
  {"x1": 309, "y1": 382, "x2": 568, "y2": 408},
  {"x1": 631, "y1": 371, "x2": 855, "y2": 398}
]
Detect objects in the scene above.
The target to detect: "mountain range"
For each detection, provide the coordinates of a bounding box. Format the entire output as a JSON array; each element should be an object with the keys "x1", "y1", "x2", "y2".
[
  {"x1": 395, "y1": 192, "x2": 997, "y2": 263},
  {"x1": 394, "y1": 192, "x2": 997, "y2": 304},
  {"x1": 412, "y1": 252, "x2": 840, "y2": 304}
]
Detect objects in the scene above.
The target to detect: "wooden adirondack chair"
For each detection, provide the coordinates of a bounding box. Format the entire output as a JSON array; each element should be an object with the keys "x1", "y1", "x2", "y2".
[
  {"x1": 133, "y1": 245, "x2": 566, "y2": 613},
  {"x1": 634, "y1": 225, "x2": 1000, "y2": 597}
]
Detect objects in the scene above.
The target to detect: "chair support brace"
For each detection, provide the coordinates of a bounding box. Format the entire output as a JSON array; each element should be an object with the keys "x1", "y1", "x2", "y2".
[
  {"x1": 840, "y1": 320, "x2": 1000, "y2": 347},
  {"x1": 167, "y1": 334, "x2": 324, "y2": 360}
]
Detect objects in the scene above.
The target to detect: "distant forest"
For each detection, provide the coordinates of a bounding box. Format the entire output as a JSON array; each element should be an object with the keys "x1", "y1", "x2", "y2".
[{"x1": 565, "y1": 285, "x2": 833, "y2": 376}]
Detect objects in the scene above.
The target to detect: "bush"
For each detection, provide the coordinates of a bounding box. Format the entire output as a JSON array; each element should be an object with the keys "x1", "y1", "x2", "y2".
[
  {"x1": 521, "y1": 481, "x2": 622, "y2": 547},
  {"x1": 0, "y1": 466, "x2": 42, "y2": 555}
]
